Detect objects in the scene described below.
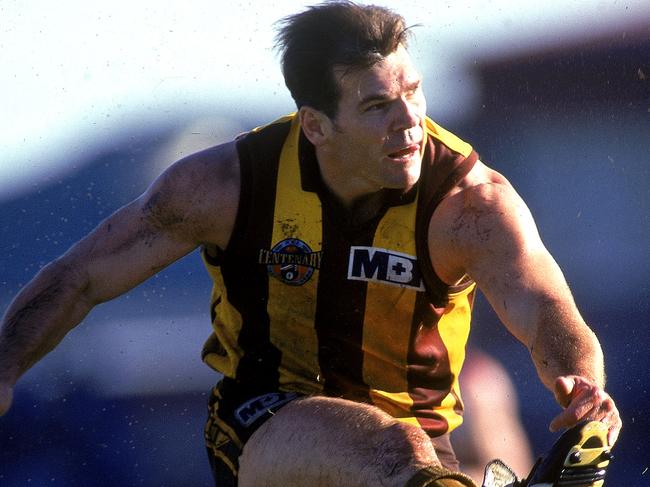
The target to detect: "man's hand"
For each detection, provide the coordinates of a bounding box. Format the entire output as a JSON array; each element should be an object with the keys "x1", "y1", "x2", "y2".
[
  {"x1": 549, "y1": 375, "x2": 621, "y2": 445},
  {"x1": 0, "y1": 382, "x2": 14, "y2": 416}
]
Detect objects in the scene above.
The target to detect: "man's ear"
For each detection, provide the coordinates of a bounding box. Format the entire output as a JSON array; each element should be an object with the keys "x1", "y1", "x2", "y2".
[{"x1": 299, "y1": 106, "x2": 332, "y2": 146}]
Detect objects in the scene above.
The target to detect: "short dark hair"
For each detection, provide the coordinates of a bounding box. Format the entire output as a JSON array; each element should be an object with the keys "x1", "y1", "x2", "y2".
[{"x1": 275, "y1": 1, "x2": 410, "y2": 118}]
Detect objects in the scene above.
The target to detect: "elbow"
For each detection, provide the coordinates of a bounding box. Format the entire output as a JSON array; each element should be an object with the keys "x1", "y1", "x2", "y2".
[{"x1": 42, "y1": 256, "x2": 96, "y2": 308}]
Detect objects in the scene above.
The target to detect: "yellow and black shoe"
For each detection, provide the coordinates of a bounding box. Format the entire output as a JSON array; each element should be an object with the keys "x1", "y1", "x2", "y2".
[{"x1": 521, "y1": 420, "x2": 613, "y2": 486}]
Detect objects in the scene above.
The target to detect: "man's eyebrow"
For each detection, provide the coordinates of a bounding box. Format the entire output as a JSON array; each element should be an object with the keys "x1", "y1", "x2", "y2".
[
  {"x1": 358, "y1": 91, "x2": 391, "y2": 106},
  {"x1": 358, "y1": 79, "x2": 421, "y2": 106}
]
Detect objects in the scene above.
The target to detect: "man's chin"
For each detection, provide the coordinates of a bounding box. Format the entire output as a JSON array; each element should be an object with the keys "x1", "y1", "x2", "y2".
[
  {"x1": 390, "y1": 162, "x2": 421, "y2": 187},
  {"x1": 381, "y1": 171, "x2": 421, "y2": 191}
]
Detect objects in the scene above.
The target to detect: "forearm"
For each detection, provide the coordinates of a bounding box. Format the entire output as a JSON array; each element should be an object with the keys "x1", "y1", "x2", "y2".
[
  {"x1": 0, "y1": 258, "x2": 94, "y2": 385},
  {"x1": 528, "y1": 299, "x2": 605, "y2": 391}
]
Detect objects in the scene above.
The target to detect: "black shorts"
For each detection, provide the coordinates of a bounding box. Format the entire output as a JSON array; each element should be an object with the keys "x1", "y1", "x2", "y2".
[{"x1": 204, "y1": 378, "x2": 301, "y2": 486}]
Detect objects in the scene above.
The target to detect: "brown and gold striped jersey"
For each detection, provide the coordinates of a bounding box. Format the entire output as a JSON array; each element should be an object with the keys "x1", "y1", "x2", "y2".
[{"x1": 201, "y1": 113, "x2": 479, "y2": 437}]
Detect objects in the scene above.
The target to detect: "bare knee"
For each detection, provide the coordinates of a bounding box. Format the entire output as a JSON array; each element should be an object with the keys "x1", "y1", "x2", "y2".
[{"x1": 367, "y1": 421, "x2": 439, "y2": 479}]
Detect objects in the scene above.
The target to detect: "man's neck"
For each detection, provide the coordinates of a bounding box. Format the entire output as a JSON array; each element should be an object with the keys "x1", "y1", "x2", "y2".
[
  {"x1": 318, "y1": 172, "x2": 415, "y2": 227},
  {"x1": 316, "y1": 152, "x2": 410, "y2": 206}
]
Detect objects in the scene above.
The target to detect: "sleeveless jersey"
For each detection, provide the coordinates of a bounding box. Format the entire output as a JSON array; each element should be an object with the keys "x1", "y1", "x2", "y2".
[{"x1": 201, "y1": 113, "x2": 479, "y2": 437}]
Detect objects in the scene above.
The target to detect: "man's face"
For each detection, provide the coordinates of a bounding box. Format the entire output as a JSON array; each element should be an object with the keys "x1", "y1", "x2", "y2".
[{"x1": 323, "y1": 45, "x2": 427, "y2": 197}]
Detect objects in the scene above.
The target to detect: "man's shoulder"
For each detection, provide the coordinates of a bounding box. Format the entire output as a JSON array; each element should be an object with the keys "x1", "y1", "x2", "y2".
[
  {"x1": 177, "y1": 139, "x2": 239, "y2": 173},
  {"x1": 160, "y1": 140, "x2": 240, "y2": 195}
]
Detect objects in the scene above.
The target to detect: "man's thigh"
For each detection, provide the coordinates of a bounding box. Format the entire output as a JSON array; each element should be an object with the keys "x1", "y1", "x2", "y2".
[{"x1": 238, "y1": 395, "x2": 442, "y2": 487}]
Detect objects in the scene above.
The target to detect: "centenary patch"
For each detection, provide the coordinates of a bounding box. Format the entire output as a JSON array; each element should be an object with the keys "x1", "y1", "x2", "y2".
[{"x1": 258, "y1": 238, "x2": 322, "y2": 286}]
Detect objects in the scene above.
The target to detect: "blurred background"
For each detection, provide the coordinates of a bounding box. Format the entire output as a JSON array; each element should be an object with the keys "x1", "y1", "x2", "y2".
[{"x1": 1, "y1": 1, "x2": 648, "y2": 485}]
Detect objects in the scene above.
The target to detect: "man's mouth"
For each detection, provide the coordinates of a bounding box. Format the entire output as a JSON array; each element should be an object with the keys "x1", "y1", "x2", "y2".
[{"x1": 387, "y1": 144, "x2": 420, "y2": 159}]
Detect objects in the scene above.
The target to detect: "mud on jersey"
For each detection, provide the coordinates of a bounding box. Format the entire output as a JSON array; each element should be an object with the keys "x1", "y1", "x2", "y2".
[{"x1": 201, "y1": 113, "x2": 479, "y2": 437}]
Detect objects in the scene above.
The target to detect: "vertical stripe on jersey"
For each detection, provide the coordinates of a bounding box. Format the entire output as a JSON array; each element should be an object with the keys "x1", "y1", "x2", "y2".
[
  {"x1": 267, "y1": 117, "x2": 323, "y2": 394},
  {"x1": 201, "y1": 255, "x2": 244, "y2": 378},
  {"x1": 407, "y1": 285, "x2": 476, "y2": 435},
  {"x1": 364, "y1": 201, "x2": 419, "y2": 401},
  {"x1": 316, "y1": 214, "x2": 374, "y2": 402},
  {"x1": 315, "y1": 208, "x2": 377, "y2": 400},
  {"x1": 408, "y1": 294, "x2": 453, "y2": 435},
  {"x1": 436, "y1": 285, "x2": 475, "y2": 429}
]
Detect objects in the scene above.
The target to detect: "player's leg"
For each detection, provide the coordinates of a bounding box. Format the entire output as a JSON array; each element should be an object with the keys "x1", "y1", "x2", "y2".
[{"x1": 238, "y1": 395, "x2": 477, "y2": 487}]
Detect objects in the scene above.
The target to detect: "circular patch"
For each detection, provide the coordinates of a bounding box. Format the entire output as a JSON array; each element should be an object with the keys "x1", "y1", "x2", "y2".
[{"x1": 267, "y1": 238, "x2": 316, "y2": 286}]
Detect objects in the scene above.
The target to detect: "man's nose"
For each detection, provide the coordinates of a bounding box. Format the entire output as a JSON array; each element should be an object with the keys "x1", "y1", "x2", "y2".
[{"x1": 392, "y1": 97, "x2": 421, "y2": 132}]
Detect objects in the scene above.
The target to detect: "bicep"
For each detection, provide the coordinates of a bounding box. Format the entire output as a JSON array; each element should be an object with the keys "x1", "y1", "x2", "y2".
[{"x1": 448, "y1": 182, "x2": 580, "y2": 347}]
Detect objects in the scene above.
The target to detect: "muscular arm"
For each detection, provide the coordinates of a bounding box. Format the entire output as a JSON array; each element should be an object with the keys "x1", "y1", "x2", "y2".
[
  {"x1": 442, "y1": 179, "x2": 603, "y2": 388},
  {"x1": 429, "y1": 161, "x2": 620, "y2": 442},
  {"x1": 0, "y1": 141, "x2": 239, "y2": 413}
]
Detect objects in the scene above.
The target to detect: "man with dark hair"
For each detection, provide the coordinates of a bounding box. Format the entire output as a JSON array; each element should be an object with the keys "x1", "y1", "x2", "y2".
[
  {"x1": 276, "y1": 1, "x2": 409, "y2": 117},
  {"x1": 0, "y1": 2, "x2": 620, "y2": 486}
]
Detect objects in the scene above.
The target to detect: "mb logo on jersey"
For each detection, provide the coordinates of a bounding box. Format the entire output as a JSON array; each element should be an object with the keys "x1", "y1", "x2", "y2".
[
  {"x1": 259, "y1": 238, "x2": 322, "y2": 286},
  {"x1": 348, "y1": 246, "x2": 425, "y2": 291}
]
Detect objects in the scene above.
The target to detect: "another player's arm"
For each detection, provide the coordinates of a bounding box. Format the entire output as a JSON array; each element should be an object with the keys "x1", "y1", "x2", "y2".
[
  {"x1": 429, "y1": 164, "x2": 621, "y2": 443},
  {"x1": 0, "y1": 141, "x2": 240, "y2": 415}
]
